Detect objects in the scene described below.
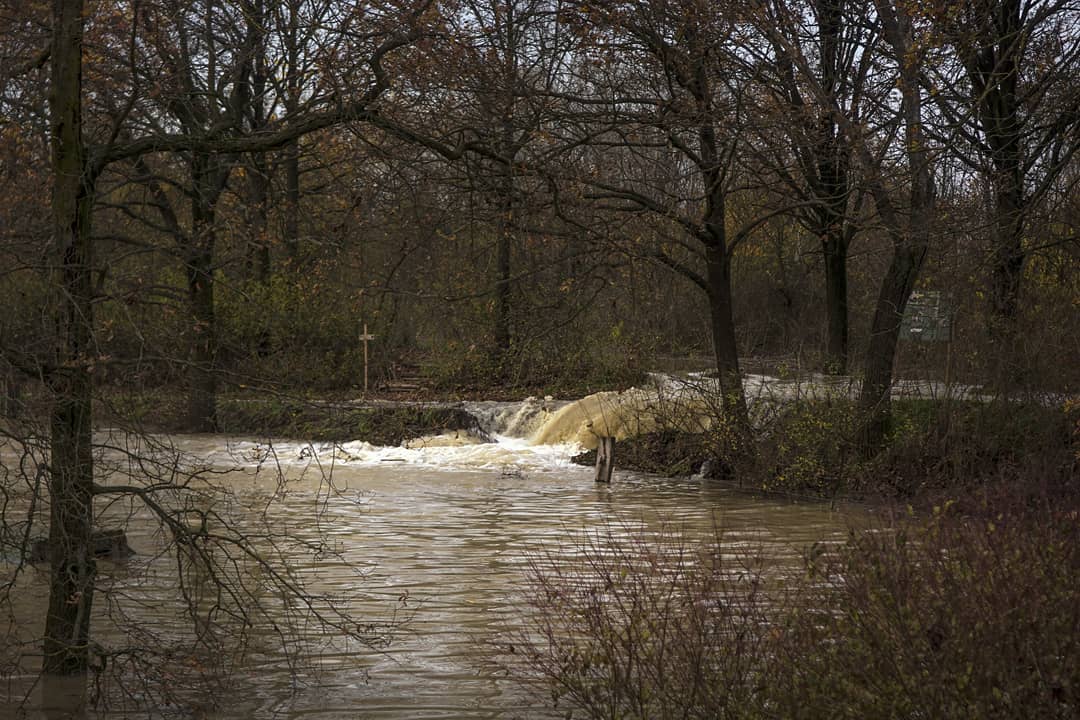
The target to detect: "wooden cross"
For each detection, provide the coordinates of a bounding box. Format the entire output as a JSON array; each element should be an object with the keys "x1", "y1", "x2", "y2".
[{"x1": 359, "y1": 322, "x2": 376, "y2": 393}]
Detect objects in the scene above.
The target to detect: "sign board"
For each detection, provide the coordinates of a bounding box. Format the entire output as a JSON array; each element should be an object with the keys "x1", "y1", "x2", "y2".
[{"x1": 901, "y1": 290, "x2": 951, "y2": 342}]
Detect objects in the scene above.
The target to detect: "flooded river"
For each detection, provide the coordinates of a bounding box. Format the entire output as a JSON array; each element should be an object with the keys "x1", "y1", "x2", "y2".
[{"x1": 2, "y1": 393, "x2": 856, "y2": 718}]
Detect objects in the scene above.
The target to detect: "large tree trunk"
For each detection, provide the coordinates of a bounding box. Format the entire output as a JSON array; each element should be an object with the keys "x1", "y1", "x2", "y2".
[
  {"x1": 705, "y1": 243, "x2": 750, "y2": 432},
  {"x1": 815, "y1": 0, "x2": 851, "y2": 374},
  {"x1": 858, "y1": 0, "x2": 935, "y2": 453},
  {"x1": 822, "y1": 224, "x2": 849, "y2": 373},
  {"x1": 858, "y1": 238, "x2": 927, "y2": 450},
  {"x1": 989, "y1": 167, "x2": 1024, "y2": 324},
  {"x1": 493, "y1": 223, "x2": 512, "y2": 353},
  {"x1": 493, "y1": 142, "x2": 515, "y2": 355},
  {"x1": 282, "y1": 0, "x2": 301, "y2": 262},
  {"x1": 186, "y1": 156, "x2": 225, "y2": 432},
  {"x1": 985, "y1": 80, "x2": 1025, "y2": 389},
  {"x1": 967, "y1": 0, "x2": 1025, "y2": 388},
  {"x1": 44, "y1": 0, "x2": 97, "y2": 676},
  {"x1": 246, "y1": 152, "x2": 271, "y2": 283},
  {"x1": 696, "y1": 88, "x2": 750, "y2": 435},
  {"x1": 988, "y1": 163, "x2": 1024, "y2": 386},
  {"x1": 490, "y1": 8, "x2": 522, "y2": 357}
]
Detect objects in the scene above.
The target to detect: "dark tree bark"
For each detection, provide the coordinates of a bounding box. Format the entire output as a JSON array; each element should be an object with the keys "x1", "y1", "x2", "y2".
[
  {"x1": 698, "y1": 115, "x2": 750, "y2": 430},
  {"x1": 857, "y1": 0, "x2": 935, "y2": 451},
  {"x1": 44, "y1": 0, "x2": 96, "y2": 676},
  {"x1": 814, "y1": 0, "x2": 853, "y2": 373},
  {"x1": 822, "y1": 229, "x2": 849, "y2": 370},
  {"x1": 957, "y1": 0, "x2": 1028, "y2": 385},
  {"x1": 705, "y1": 243, "x2": 748, "y2": 426},
  {"x1": 246, "y1": 152, "x2": 271, "y2": 283},
  {"x1": 757, "y1": 0, "x2": 865, "y2": 374},
  {"x1": 493, "y1": 121, "x2": 517, "y2": 355},
  {"x1": 185, "y1": 155, "x2": 230, "y2": 432},
  {"x1": 282, "y1": 0, "x2": 302, "y2": 261},
  {"x1": 243, "y1": 0, "x2": 272, "y2": 283},
  {"x1": 493, "y1": 199, "x2": 513, "y2": 353}
]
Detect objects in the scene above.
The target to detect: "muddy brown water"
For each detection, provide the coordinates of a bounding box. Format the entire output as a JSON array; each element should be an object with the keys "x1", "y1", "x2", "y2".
[{"x1": 3, "y1": 413, "x2": 857, "y2": 718}]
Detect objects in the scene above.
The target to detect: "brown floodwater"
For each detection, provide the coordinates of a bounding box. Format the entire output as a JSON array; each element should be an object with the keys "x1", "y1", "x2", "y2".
[{"x1": 2, "y1": 395, "x2": 860, "y2": 718}]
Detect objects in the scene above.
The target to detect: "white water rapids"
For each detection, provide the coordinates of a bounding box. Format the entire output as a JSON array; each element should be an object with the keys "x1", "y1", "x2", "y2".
[{"x1": 221, "y1": 371, "x2": 985, "y2": 476}]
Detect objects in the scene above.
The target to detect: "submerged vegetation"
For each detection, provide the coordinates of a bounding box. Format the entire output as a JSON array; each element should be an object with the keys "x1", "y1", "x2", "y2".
[{"x1": 508, "y1": 502, "x2": 1080, "y2": 719}]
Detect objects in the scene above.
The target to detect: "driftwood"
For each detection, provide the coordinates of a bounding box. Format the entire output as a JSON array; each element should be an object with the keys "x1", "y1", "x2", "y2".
[{"x1": 29, "y1": 528, "x2": 136, "y2": 564}]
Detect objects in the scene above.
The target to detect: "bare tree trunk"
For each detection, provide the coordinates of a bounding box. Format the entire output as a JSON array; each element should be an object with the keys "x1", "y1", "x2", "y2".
[
  {"x1": 493, "y1": 136, "x2": 515, "y2": 355},
  {"x1": 858, "y1": 0, "x2": 935, "y2": 453},
  {"x1": 695, "y1": 74, "x2": 750, "y2": 434},
  {"x1": 858, "y1": 238, "x2": 927, "y2": 450},
  {"x1": 186, "y1": 156, "x2": 225, "y2": 432},
  {"x1": 822, "y1": 226, "x2": 849, "y2": 373},
  {"x1": 244, "y1": 0, "x2": 271, "y2": 283},
  {"x1": 985, "y1": 75, "x2": 1025, "y2": 388},
  {"x1": 968, "y1": 0, "x2": 1025, "y2": 387},
  {"x1": 816, "y1": 0, "x2": 851, "y2": 374},
  {"x1": 44, "y1": 0, "x2": 96, "y2": 676},
  {"x1": 990, "y1": 168, "x2": 1024, "y2": 323},
  {"x1": 282, "y1": 0, "x2": 301, "y2": 261},
  {"x1": 705, "y1": 243, "x2": 749, "y2": 432},
  {"x1": 491, "y1": 6, "x2": 520, "y2": 359},
  {"x1": 246, "y1": 152, "x2": 271, "y2": 283},
  {"x1": 494, "y1": 216, "x2": 512, "y2": 352},
  {"x1": 988, "y1": 163, "x2": 1024, "y2": 385}
]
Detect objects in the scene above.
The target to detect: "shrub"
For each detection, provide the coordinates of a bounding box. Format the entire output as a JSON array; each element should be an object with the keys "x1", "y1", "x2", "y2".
[
  {"x1": 504, "y1": 523, "x2": 776, "y2": 720},
  {"x1": 506, "y1": 503, "x2": 1080, "y2": 720},
  {"x1": 217, "y1": 272, "x2": 373, "y2": 391},
  {"x1": 874, "y1": 399, "x2": 1077, "y2": 497},
  {"x1": 769, "y1": 506, "x2": 1080, "y2": 719},
  {"x1": 421, "y1": 334, "x2": 647, "y2": 397},
  {"x1": 759, "y1": 399, "x2": 864, "y2": 497}
]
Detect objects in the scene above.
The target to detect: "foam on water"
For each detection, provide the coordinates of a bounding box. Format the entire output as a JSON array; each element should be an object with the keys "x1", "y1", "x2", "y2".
[
  {"x1": 208, "y1": 434, "x2": 587, "y2": 474},
  {"x1": 140, "y1": 375, "x2": 866, "y2": 476}
]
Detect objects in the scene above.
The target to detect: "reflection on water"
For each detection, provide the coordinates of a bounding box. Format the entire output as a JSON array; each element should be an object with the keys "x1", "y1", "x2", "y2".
[{"x1": 2, "y1": 431, "x2": 855, "y2": 719}]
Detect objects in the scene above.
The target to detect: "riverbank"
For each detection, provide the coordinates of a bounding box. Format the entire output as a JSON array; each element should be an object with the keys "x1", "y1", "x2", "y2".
[
  {"x1": 51, "y1": 381, "x2": 1080, "y2": 508},
  {"x1": 97, "y1": 389, "x2": 496, "y2": 442},
  {"x1": 572, "y1": 397, "x2": 1078, "y2": 506}
]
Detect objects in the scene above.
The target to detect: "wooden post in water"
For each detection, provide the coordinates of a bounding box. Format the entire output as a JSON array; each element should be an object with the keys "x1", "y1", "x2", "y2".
[
  {"x1": 359, "y1": 322, "x2": 376, "y2": 394},
  {"x1": 595, "y1": 436, "x2": 615, "y2": 483}
]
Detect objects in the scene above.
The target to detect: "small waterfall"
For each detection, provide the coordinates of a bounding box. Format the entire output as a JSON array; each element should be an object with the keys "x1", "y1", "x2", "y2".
[
  {"x1": 466, "y1": 389, "x2": 672, "y2": 449},
  {"x1": 529, "y1": 388, "x2": 661, "y2": 449},
  {"x1": 463, "y1": 396, "x2": 563, "y2": 439}
]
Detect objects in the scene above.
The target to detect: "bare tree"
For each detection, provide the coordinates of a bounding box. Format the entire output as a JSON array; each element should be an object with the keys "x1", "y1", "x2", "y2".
[
  {"x1": 0, "y1": 0, "x2": 434, "y2": 696},
  {"x1": 924, "y1": 0, "x2": 1080, "y2": 387},
  {"x1": 41, "y1": 0, "x2": 97, "y2": 675},
  {"x1": 547, "y1": 0, "x2": 805, "y2": 433},
  {"x1": 761, "y1": 0, "x2": 938, "y2": 450},
  {"x1": 750, "y1": 0, "x2": 876, "y2": 373}
]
